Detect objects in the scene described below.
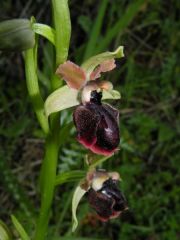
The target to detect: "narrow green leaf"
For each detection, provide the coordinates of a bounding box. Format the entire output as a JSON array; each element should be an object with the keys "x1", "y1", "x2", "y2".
[
  {"x1": 11, "y1": 215, "x2": 30, "y2": 240},
  {"x1": 24, "y1": 47, "x2": 50, "y2": 134},
  {"x1": 83, "y1": 0, "x2": 108, "y2": 60},
  {"x1": 55, "y1": 170, "x2": 86, "y2": 186},
  {"x1": 72, "y1": 185, "x2": 86, "y2": 232},
  {"x1": 97, "y1": 0, "x2": 146, "y2": 52},
  {"x1": 81, "y1": 46, "x2": 124, "y2": 79},
  {"x1": 52, "y1": 0, "x2": 71, "y2": 66},
  {"x1": 0, "y1": 220, "x2": 12, "y2": 240},
  {"x1": 32, "y1": 23, "x2": 55, "y2": 45}
]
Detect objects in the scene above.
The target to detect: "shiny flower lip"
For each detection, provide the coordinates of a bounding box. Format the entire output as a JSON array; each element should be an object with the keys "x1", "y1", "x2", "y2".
[
  {"x1": 86, "y1": 170, "x2": 128, "y2": 221},
  {"x1": 56, "y1": 57, "x2": 120, "y2": 156},
  {"x1": 73, "y1": 90, "x2": 120, "y2": 156}
]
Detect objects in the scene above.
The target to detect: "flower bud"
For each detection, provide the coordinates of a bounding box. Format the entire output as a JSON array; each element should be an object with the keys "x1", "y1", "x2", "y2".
[{"x1": 0, "y1": 19, "x2": 35, "y2": 51}]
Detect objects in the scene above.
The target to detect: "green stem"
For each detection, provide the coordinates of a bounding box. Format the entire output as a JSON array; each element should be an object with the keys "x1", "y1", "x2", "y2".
[
  {"x1": 89, "y1": 155, "x2": 111, "y2": 170},
  {"x1": 34, "y1": 116, "x2": 59, "y2": 240},
  {"x1": 24, "y1": 49, "x2": 49, "y2": 135},
  {"x1": 34, "y1": 1, "x2": 71, "y2": 239}
]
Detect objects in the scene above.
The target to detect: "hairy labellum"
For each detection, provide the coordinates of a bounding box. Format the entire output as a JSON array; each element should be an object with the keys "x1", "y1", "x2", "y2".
[
  {"x1": 87, "y1": 178, "x2": 127, "y2": 221},
  {"x1": 73, "y1": 91, "x2": 120, "y2": 156}
]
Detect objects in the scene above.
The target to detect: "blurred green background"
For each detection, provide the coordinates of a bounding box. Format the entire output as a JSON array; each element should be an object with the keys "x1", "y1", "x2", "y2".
[{"x1": 0, "y1": 0, "x2": 179, "y2": 239}]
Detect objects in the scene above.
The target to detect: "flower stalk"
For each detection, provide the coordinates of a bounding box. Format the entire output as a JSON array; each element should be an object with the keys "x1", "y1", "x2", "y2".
[
  {"x1": 24, "y1": 48, "x2": 49, "y2": 135},
  {"x1": 34, "y1": 127, "x2": 59, "y2": 240},
  {"x1": 33, "y1": 1, "x2": 71, "y2": 239}
]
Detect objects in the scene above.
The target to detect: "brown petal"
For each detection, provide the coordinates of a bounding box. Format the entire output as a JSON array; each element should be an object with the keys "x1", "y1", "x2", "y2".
[
  {"x1": 56, "y1": 61, "x2": 86, "y2": 90},
  {"x1": 90, "y1": 59, "x2": 116, "y2": 80}
]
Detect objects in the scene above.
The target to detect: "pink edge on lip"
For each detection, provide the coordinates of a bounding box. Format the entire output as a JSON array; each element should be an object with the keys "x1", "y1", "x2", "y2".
[
  {"x1": 77, "y1": 136, "x2": 116, "y2": 156},
  {"x1": 55, "y1": 60, "x2": 86, "y2": 90},
  {"x1": 90, "y1": 144, "x2": 116, "y2": 156},
  {"x1": 109, "y1": 211, "x2": 121, "y2": 220},
  {"x1": 90, "y1": 59, "x2": 116, "y2": 80},
  {"x1": 97, "y1": 211, "x2": 121, "y2": 222},
  {"x1": 77, "y1": 135, "x2": 117, "y2": 156},
  {"x1": 77, "y1": 135, "x2": 97, "y2": 148},
  {"x1": 96, "y1": 215, "x2": 109, "y2": 222}
]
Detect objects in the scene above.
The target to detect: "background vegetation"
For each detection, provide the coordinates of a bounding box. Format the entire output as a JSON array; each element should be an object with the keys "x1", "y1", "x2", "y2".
[{"x1": 0, "y1": 0, "x2": 179, "y2": 239}]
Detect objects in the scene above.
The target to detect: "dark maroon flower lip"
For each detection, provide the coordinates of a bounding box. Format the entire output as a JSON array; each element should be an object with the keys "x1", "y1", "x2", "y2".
[
  {"x1": 73, "y1": 90, "x2": 120, "y2": 156},
  {"x1": 87, "y1": 178, "x2": 127, "y2": 221}
]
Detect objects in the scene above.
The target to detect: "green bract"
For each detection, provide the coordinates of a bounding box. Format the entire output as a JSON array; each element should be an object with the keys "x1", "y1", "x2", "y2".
[
  {"x1": 32, "y1": 23, "x2": 55, "y2": 45},
  {"x1": 72, "y1": 185, "x2": 87, "y2": 232},
  {"x1": 0, "y1": 19, "x2": 35, "y2": 51}
]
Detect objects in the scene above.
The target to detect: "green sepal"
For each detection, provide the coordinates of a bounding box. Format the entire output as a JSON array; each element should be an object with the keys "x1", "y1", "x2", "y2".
[
  {"x1": 81, "y1": 46, "x2": 124, "y2": 79},
  {"x1": 45, "y1": 85, "x2": 79, "y2": 117},
  {"x1": 44, "y1": 85, "x2": 121, "y2": 117}
]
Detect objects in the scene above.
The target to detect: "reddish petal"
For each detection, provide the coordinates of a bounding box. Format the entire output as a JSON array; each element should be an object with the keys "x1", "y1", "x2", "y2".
[
  {"x1": 56, "y1": 61, "x2": 86, "y2": 89},
  {"x1": 90, "y1": 59, "x2": 116, "y2": 80}
]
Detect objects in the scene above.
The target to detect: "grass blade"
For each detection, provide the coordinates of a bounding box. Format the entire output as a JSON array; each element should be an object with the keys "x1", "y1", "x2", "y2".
[
  {"x1": 97, "y1": 0, "x2": 146, "y2": 52},
  {"x1": 83, "y1": 0, "x2": 108, "y2": 60},
  {"x1": 11, "y1": 215, "x2": 30, "y2": 240}
]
